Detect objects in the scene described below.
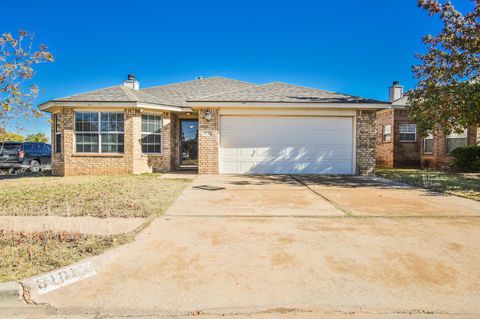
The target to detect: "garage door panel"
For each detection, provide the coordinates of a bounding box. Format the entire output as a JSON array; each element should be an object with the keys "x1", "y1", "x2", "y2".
[
  {"x1": 302, "y1": 146, "x2": 352, "y2": 161},
  {"x1": 302, "y1": 160, "x2": 352, "y2": 174},
  {"x1": 220, "y1": 116, "x2": 354, "y2": 174}
]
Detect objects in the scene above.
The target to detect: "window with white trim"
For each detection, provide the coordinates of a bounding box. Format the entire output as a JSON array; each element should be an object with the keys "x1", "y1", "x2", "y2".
[
  {"x1": 423, "y1": 133, "x2": 433, "y2": 154},
  {"x1": 54, "y1": 113, "x2": 62, "y2": 153},
  {"x1": 141, "y1": 114, "x2": 162, "y2": 153},
  {"x1": 446, "y1": 129, "x2": 467, "y2": 153},
  {"x1": 399, "y1": 124, "x2": 416, "y2": 142},
  {"x1": 74, "y1": 112, "x2": 124, "y2": 153},
  {"x1": 382, "y1": 125, "x2": 391, "y2": 142}
]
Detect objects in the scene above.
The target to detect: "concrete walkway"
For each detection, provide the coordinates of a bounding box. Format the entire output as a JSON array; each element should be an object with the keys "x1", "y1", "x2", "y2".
[
  {"x1": 0, "y1": 216, "x2": 145, "y2": 236},
  {"x1": 26, "y1": 175, "x2": 480, "y2": 318}
]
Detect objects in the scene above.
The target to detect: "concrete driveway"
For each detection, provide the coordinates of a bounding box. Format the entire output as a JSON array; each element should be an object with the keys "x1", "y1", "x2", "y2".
[{"x1": 29, "y1": 175, "x2": 480, "y2": 318}]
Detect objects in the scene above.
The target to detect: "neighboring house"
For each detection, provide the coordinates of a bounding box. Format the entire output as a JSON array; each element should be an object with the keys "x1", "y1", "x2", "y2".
[
  {"x1": 39, "y1": 76, "x2": 388, "y2": 176},
  {"x1": 376, "y1": 82, "x2": 478, "y2": 169}
]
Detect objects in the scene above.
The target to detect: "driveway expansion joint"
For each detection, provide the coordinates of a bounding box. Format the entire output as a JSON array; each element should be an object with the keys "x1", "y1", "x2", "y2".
[{"x1": 289, "y1": 175, "x2": 354, "y2": 216}]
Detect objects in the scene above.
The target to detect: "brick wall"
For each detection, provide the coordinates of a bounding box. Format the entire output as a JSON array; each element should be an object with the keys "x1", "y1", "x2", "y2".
[
  {"x1": 392, "y1": 109, "x2": 420, "y2": 167},
  {"x1": 421, "y1": 126, "x2": 478, "y2": 169},
  {"x1": 356, "y1": 110, "x2": 376, "y2": 175},
  {"x1": 51, "y1": 107, "x2": 175, "y2": 176},
  {"x1": 375, "y1": 109, "x2": 394, "y2": 168},
  {"x1": 197, "y1": 108, "x2": 219, "y2": 174},
  {"x1": 132, "y1": 110, "x2": 172, "y2": 174},
  {"x1": 376, "y1": 109, "x2": 421, "y2": 168}
]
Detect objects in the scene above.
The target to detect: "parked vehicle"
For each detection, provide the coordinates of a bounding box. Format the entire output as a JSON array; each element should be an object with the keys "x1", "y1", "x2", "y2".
[{"x1": 0, "y1": 142, "x2": 52, "y2": 173}]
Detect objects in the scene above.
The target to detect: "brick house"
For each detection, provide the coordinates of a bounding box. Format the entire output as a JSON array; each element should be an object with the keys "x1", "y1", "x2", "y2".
[
  {"x1": 39, "y1": 76, "x2": 389, "y2": 176},
  {"x1": 376, "y1": 82, "x2": 479, "y2": 169}
]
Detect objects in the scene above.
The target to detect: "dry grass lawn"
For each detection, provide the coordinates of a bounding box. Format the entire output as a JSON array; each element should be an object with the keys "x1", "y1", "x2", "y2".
[
  {"x1": 0, "y1": 230, "x2": 130, "y2": 282},
  {"x1": 376, "y1": 168, "x2": 480, "y2": 201},
  {"x1": 0, "y1": 174, "x2": 190, "y2": 218}
]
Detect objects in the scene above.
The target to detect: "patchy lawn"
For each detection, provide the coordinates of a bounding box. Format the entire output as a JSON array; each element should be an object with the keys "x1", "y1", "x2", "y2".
[
  {"x1": 376, "y1": 168, "x2": 480, "y2": 201},
  {"x1": 0, "y1": 230, "x2": 130, "y2": 282},
  {"x1": 0, "y1": 174, "x2": 190, "y2": 218}
]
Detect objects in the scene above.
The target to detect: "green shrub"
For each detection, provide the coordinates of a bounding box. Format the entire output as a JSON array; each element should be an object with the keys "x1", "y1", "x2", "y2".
[{"x1": 451, "y1": 146, "x2": 480, "y2": 172}]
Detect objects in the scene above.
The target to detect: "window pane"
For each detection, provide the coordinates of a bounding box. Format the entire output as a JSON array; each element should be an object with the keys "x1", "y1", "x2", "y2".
[
  {"x1": 75, "y1": 133, "x2": 99, "y2": 153},
  {"x1": 424, "y1": 138, "x2": 433, "y2": 153},
  {"x1": 55, "y1": 134, "x2": 62, "y2": 153},
  {"x1": 101, "y1": 112, "x2": 124, "y2": 132},
  {"x1": 447, "y1": 138, "x2": 467, "y2": 153},
  {"x1": 399, "y1": 124, "x2": 416, "y2": 133},
  {"x1": 101, "y1": 133, "x2": 124, "y2": 153},
  {"x1": 141, "y1": 115, "x2": 162, "y2": 153},
  {"x1": 400, "y1": 133, "x2": 416, "y2": 142},
  {"x1": 75, "y1": 112, "x2": 99, "y2": 132}
]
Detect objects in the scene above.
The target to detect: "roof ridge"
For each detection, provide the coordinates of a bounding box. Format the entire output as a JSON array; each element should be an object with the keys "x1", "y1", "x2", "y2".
[
  {"x1": 135, "y1": 89, "x2": 180, "y2": 107},
  {"x1": 119, "y1": 85, "x2": 137, "y2": 101},
  {"x1": 142, "y1": 76, "x2": 256, "y2": 91}
]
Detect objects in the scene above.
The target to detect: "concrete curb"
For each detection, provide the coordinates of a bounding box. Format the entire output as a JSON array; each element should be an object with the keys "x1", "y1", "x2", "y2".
[{"x1": 0, "y1": 281, "x2": 22, "y2": 306}]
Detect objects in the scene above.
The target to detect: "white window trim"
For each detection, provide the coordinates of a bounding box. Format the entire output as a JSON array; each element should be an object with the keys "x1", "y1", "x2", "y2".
[
  {"x1": 141, "y1": 113, "x2": 163, "y2": 155},
  {"x1": 74, "y1": 111, "x2": 125, "y2": 154},
  {"x1": 399, "y1": 124, "x2": 417, "y2": 142},
  {"x1": 382, "y1": 125, "x2": 391, "y2": 142},
  {"x1": 423, "y1": 133, "x2": 434, "y2": 154},
  {"x1": 446, "y1": 128, "x2": 468, "y2": 154},
  {"x1": 54, "y1": 113, "x2": 62, "y2": 154}
]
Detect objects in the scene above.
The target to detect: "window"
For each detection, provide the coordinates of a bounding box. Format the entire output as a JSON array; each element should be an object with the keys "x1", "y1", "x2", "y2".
[
  {"x1": 74, "y1": 112, "x2": 124, "y2": 153},
  {"x1": 399, "y1": 124, "x2": 416, "y2": 142},
  {"x1": 382, "y1": 125, "x2": 392, "y2": 142},
  {"x1": 423, "y1": 133, "x2": 433, "y2": 154},
  {"x1": 54, "y1": 113, "x2": 62, "y2": 153},
  {"x1": 446, "y1": 129, "x2": 467, "y2": 153},
  {"x1": 141, "y1": 114, "x2": 162, "y2": 153}
]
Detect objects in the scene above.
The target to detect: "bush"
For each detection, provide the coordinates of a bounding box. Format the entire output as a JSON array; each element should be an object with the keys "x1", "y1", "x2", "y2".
[{"x1": 451, "y1": 146, "x2": 480, "y2": 172}]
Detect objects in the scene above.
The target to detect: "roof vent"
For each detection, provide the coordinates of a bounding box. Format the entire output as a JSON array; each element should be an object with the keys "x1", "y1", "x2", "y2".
[
  {"x1": 124, "y1": 74, "x2": 139, "y2": 90},
  {"x1": 196, "y1": 76, "x2": 204, "y2": 80}
]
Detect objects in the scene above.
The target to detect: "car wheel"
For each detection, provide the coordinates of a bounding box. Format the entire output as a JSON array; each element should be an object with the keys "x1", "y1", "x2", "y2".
[{"x1": 30, "y1": 160, "x2": 41, "y2": 173}]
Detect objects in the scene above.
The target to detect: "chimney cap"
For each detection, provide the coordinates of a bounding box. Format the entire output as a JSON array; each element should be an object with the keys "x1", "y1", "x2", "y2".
[
  {"x1": 127, "y1": 74, "x2": 136, "y2": 81},
  {"x1": 392, "y1": 80, "x2": 401, "y2": 86}
]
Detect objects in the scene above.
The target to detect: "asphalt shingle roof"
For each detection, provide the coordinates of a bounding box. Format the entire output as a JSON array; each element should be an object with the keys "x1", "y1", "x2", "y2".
[
  {"x1": 46, "y1": 76, "x2": 387, "y2": 108},
  {"x1": 142, "y1": 77, "x2": 257, "y2": 107},
  {"x1": 189, "y1": 82, "x2": 386, "y2": 104},
  {"x1": 53, "y1": 85, "x2": 176, "y2": 106}
]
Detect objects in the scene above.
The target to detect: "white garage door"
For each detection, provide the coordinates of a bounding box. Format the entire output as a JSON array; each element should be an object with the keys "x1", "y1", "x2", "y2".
[{"x1": 220, "y1": 116, "x2": 354, "y2": 174}]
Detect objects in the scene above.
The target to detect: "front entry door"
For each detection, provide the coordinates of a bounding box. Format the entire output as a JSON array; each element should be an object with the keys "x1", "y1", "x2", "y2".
[{"x1": 180, "y1": 120, "x2": 198, "y2": 166}]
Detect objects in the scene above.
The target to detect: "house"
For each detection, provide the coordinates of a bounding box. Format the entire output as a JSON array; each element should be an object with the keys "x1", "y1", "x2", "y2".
[
  {"x1": 376, "y1": 82, "x2": 479, "y2": 169},
  {"x1": 39, "y1": 76, "x2": 389, "y2": 176}
]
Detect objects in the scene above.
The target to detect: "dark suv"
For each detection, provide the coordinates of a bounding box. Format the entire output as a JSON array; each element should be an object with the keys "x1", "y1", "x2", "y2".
[{"x1": 0, "y1": 142, "x2": 52, "y2": 173}]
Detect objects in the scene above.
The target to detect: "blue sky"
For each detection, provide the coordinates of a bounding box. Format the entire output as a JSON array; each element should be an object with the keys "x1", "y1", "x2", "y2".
[{"x1": 3, "y1": 0, "x2": 474, "y2": 139}]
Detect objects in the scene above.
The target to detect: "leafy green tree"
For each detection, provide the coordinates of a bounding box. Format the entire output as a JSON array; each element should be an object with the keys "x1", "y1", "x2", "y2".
[
  {"x1": 0, "y1": 31, "x2": 54, "y2": 127},
  {"x1": 25, "y1": 132, "x2": 48, "y2": 143},
  {"x1": 0, "y1": 128, "x2": 24, "y2": 142},
  {"x1": 408, "y1": 0, "x2": 480, "y2": 134}
]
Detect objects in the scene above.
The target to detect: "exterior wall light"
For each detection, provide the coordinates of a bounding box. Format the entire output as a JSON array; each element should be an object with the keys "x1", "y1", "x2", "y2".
[{"x1": 204, "y1": 111, "x2": 212, "y2": 122}]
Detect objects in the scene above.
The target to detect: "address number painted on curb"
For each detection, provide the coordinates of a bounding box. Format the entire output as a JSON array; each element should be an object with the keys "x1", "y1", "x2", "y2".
[{"x1": 33, "y1": 261, "x2": 96, "y2": 295}]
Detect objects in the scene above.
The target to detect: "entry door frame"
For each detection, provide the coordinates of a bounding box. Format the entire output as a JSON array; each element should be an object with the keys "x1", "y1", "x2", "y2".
[{"x1": 179, "y1": 119, "x2": 199, "y2": 167}]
